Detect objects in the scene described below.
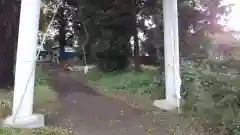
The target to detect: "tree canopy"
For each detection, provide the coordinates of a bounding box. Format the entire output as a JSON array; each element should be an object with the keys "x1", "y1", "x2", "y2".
[{"x1": 0, "y1": 0, "x2": 232, "y2": 87}]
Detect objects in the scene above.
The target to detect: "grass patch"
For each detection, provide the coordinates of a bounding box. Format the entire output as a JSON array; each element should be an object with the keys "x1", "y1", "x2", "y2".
[
  {"x1": 87, "y1": 66, "x2": 162, "y2": 96},
  {"x1": 86, "y1": 65, "x2": 231, "y2": 135},
  {"x1": 86, "y1": 66, "x2": 165, "y2": 110},
  {"x1": 0, "y1": 90, "x2": 12, "y2": 118},
  {"x1": 87, "y1": 66, "x2": 163, "y2": 110},
  {"x1": 0, "y1": 65, "x2": 71, "y2": 135},
  {"x1": 0, "y1": 127, "x2": 72, "y2": 135},
  {"x1": 165, "y1": 112, "x2": 226, "y2": 135},
  {"x1": 0, "y1": 65, "x2": 58, "y2": 116},
  {"x1": 0, "y1": 84, "x2": 57, "y2": 118},
  {"x1": 34, "y1": 83, "x2": 58, "y2": 114},
  {"x1": 35, "y1": 84, "x2": 56, "y2": 105}
]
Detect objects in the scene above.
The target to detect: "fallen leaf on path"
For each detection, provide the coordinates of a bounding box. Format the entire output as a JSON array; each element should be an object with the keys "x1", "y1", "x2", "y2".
[
  {"x1": 120, "y1": 110, "x2": 124, "y2": 115},
  {"x1": 146, "y1": 129, "x2": 153, "y2": 135}
]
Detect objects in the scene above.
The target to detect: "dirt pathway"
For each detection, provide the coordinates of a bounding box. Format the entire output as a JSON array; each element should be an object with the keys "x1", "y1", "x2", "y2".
[{"x1": 49, "y1": 70, "x2": 169, "y2": 135}]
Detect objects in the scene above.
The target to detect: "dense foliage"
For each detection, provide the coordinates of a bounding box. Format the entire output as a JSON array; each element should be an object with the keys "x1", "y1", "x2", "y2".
[
  {"x1": 180, "y1": 59, "x2": 240, "y2": 134},
  {"x1": 46, "y1": 0, "x2": 231, "y2": 71},
  {"x1": 0, "y1": 0, "x2": 232, "y2": 87}
]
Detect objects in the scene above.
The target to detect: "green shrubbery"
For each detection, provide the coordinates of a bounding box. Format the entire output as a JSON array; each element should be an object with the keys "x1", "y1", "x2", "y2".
[
  {"x1": 96, "y1": 46, "x2": 130, "y2": 72},
  {"x1": 180, "y1": 60, "x2": 240, "y2": 134},
  {"x1": 88, "y1": 59, "x2": 240, "y2": 134},
  {"x1": 87, "y1": 67, "x2": 159, "y2": 95},
  {"x1": 95, "y1": 31, "x2": 131, "y2": 72}
]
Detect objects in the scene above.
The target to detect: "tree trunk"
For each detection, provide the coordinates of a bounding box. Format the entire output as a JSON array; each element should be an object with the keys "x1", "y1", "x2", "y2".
[
  {"x1": 133, "y1": 28, "x2": 141, "y2": 71},
  {"x1": 132, "y1": 0, "x2": 141, "y2": 71},
  {"x1": 0, "y1": 1, "x2": 20, "y2": 89},
  {"x1": 58, "y1": 4, "x2": 66, "y2": 60}
]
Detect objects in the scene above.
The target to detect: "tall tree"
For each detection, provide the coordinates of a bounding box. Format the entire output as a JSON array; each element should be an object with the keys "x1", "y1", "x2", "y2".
[
  {"x1": 132, "y1": 0, "x2": 141, "y2": 71},
  {"x1": 141, "y1": 0, "x2": 231, "y2": 58},
  {"x1": 58, "y1": 1, "x2": 67, "y2": 60},
  {"x1": 0, "y1": 0, "x2": 20, "y2": 88}
]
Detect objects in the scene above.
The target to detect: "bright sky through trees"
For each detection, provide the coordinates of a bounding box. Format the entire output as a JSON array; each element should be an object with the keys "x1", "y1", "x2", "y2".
[{"x1": 223, "y1": 0, "x2": 240, "y2": 31}]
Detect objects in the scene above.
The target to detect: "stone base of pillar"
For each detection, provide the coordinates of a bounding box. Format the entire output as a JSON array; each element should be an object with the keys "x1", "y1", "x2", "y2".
[
  {"x1": 1, "y1": 113, "x2": 44, "y2": 128},
  {"x1": 153, "y1": 99, "x2": 178, "y2": 111}
]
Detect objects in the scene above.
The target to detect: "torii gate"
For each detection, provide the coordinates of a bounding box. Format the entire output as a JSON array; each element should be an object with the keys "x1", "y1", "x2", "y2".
[
  {"x1": 2, "y1": 0, "x2": 180, "y2": 128},
  {"x1": 153, "y1": 0, "x2": 181, "y2": 111}
]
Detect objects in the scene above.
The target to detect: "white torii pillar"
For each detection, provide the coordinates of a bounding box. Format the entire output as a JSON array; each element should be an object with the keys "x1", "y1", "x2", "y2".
[
  {"x1": 3, "y1": 0, "x2": 44, "y2": 128},
  {"x1": 153, "y1": 0, "x2": 181, "y2": 110}
]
